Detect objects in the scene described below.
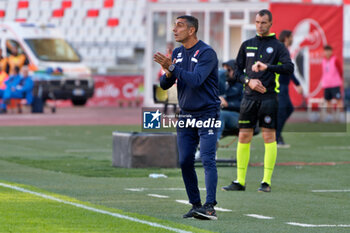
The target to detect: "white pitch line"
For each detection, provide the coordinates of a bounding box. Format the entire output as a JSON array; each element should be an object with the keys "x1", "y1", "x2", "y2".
[
  {"x1": 125, "y1": 188, "x2": 206, "y2": 192},
  {"x1": 245, "y1": 214, "x2": 274, "y2": 220},
  {"x1": 0, "y1": 183, "x2": 192, "y2": 233},
  {"x1": 158, "y1": 188, "x2": 206, "y2": 191},
  {"x1": 175, "y1": 200, "x2": 195, "y2": 206},
  {"x1": 312, "y1": 190, "x2": 350, "y2": 193},
  {"x1": 286, "y1": 222, "x2": 350, "y2": 228},
  {"x1": 125, "y1": 188, "x2": 146, "y2": 192},
  {"x1": 158, "y1": 188, "x2": 187, "y2": 191},
  {"x1": 175, "y1": 200, "x2": 232, "y2": 212},
  {"x1": 214, "y1": 207, "x2": 233, "y2": 212},
  {"x1": 147, "y1": 194, "x2": 169, "y2": 198}
]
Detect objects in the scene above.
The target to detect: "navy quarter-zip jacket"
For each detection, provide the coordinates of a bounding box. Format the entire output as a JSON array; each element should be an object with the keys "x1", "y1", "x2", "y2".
[
  {"x1": 160, "y1": 40, "x2": 220, "y2": 113},
  {"x1": 235, "y1": 34, "x2": 294, "y2": 100}
]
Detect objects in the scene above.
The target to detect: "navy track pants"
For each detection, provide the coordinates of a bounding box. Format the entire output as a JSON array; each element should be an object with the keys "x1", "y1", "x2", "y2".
[{"x1": 177, "y1": 111, "x2": 219, "y2": 205}]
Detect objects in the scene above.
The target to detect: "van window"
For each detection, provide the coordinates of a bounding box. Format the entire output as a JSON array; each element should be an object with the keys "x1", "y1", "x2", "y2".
[
  {"x1": 25, "y1": 39, "x2": 81, "y2": 62},
  {"x1": 6, "y1": 39, "x2": 30, "y2": 69}
]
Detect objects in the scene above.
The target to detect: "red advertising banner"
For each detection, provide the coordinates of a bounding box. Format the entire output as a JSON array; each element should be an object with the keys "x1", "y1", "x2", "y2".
[
  {"x1": 87, "y1": 75, "x2": 144, "y2": 107},
  {"x1": 270, "y1": 3, "x2": 343, "y2": 107}
]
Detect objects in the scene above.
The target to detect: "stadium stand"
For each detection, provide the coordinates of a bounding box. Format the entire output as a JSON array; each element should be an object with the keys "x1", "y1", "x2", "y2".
[
  {"x1": 0, "y1": 0, "x2": 347, "y2": 74},
  {"x1": 0, "y1": 0, "x2": 148, "y2": 73}
]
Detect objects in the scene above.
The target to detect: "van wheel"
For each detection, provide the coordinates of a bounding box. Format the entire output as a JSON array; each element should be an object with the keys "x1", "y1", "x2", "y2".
[{"x1": 71, "y1": 98, "x2": 87, "y2": 106}]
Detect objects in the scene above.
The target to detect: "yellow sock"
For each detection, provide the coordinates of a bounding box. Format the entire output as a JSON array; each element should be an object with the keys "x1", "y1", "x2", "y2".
[
  {"x1": 262, "y1": 141, "x2": 277, "y2": 185},
  {"x1": 236, "y1": 142, "x2": 250, "y2": 186}
]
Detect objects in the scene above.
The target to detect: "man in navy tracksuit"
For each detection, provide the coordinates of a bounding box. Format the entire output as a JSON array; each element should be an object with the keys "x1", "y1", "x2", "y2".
[{"x1": 154, "y1": 15, "x2": 220, "y2": 220}]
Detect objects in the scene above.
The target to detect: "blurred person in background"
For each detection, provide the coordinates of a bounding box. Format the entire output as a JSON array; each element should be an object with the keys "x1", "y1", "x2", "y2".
[
  {"x1": 154, "y1": 15, "x2": 220, "y2": 220},
  {"x1": 0, "y1": 63, "x2": 9, "y2": 106},
  {"x1": 218, "y1": 60, "x2": 233, "y2": 95},
  {"x1": 7, "y1": 46, "x2": 27, "y2": 75},
  {"x1": 217, "y1": 59, "x2": 243, "y2": 142},
  {"x1": 0, "y1": 66, "x2": 21, "y2": 113},
  {"x1": 0, "y1": 64, "x2": 9, "y2": 92},
  {"x1": 0, "y1": 66, "x2": 33, "y2": 113},
  {"x1": 0, "y1": 48, "x2": 8, "y2": 74},
  {"x1": 321, "y1": 45, "x2": 345, "y2": 122},
  {"x1": 276, "y1": 30, "x2": 303, "y2": 148}
]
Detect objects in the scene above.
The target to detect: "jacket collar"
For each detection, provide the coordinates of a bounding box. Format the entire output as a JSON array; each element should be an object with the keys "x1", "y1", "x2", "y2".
[{"x1": 256, "y1": 33, "x2": 276, "y2": 40}]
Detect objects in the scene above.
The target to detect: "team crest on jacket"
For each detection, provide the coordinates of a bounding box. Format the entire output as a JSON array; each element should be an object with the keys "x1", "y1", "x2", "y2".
[
  {"x1": 266, "y1": 47, "x2": 274, "y2": 54},
  {"x1": 194, "y1": 50, "x2": 199, "y2": 57}
]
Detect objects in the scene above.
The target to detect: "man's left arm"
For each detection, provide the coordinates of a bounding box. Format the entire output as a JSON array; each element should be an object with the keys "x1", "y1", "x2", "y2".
[
  {"x1": 266, "y1": 45, "x2": 294, "y2": 75},
  {"x1": 172, "y1": 49, "x2": 217, "y2": 88},
  {"x1": 290, "y1": 73, "x2": 300, "y2": 86}
]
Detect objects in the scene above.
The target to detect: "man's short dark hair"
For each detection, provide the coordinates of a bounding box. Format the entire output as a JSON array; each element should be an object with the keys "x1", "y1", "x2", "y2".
[
  {"x1": 258, "y1": 9, "x2": 272, "y2": 22},
  {"x1": 324, "y1": 45, "x2": 333, "y2": 50},
  {"x1": 279, "y1": 30, "x2": 292, "y2": 43},
  {"x1": 177, "y1": 15, "x2": 199, "y2": 33}
]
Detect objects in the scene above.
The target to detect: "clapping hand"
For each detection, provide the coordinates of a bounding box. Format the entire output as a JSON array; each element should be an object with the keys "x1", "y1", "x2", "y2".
[{"x1": 153, "y1": 52, "x2": 172, "y2": 71}]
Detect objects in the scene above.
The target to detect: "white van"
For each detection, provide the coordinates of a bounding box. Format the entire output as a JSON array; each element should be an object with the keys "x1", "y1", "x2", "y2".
[{"x1": 0, "y1": 22, "x2": 94, "y2": 106}]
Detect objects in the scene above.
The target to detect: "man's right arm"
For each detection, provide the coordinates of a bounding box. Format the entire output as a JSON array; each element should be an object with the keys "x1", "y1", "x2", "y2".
[
  {"x1": 159, "y1": 50, "x2": 177, "y2": 90},
  {"x1": 160, "y1": 72, "x2": 176, "y2": 90}
]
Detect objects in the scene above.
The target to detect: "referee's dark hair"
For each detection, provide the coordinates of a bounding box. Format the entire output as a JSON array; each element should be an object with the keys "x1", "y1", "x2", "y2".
[
  {"x1": 177, "y1": 15, "x2": 199, "y2": 33},
  {"x1": 279, "y1": 30, "x2": 292, "y2": 43},
  {"x1": 258, "y1": 9, "x2": 272, "y2": 22}
]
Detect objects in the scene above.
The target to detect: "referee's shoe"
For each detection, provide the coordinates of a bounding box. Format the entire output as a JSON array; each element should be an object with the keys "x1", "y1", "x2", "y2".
[
  {"x1": 193, "y1": 203, "x2": 217, "y2": 220},
  {"x1": 221, "y1": 181, "x2": 246, "y2": 191},
  {"x1": 258, "y1": 182, "x2": 271, "y2": 192}
]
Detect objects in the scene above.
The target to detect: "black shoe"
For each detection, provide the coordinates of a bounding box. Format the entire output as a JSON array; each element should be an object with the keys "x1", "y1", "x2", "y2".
[
  {"x1": 193, "y1": 203, "x2": 217, "y2": 220},
  {"x1": 277, "y1": 136, "x2": 290, "y2": 148},
  {"x1": 183, "y1": 203, "x2": 202, "y2": 219},
  {"x1": 258, "y1": 182, "x2": 271, "y2": 192},
  {"x1": 277, "y1": 142, "x2": 290, "y2": 148},
  {"x1": 221, "y1": 181, "x2": 246, "y2": 191}
]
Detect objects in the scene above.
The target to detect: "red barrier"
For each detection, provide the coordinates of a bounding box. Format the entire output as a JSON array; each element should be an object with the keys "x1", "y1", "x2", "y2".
[{"x1": 86, "y1": 75, "x2": 144, "y2": 107}]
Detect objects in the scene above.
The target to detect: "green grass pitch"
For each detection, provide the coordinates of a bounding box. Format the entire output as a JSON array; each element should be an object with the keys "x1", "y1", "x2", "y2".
[{"x1": 0, "y1": 125, "x2": 349, "y2": 232}]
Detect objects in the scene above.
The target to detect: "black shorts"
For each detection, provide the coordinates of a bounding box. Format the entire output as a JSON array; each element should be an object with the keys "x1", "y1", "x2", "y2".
[
  {"x1": 324, "y1": 87, "x2": 341, "y2": 101},
  {"x1": 238, "y1": 97, "x2": 278, "y2": 129}
]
